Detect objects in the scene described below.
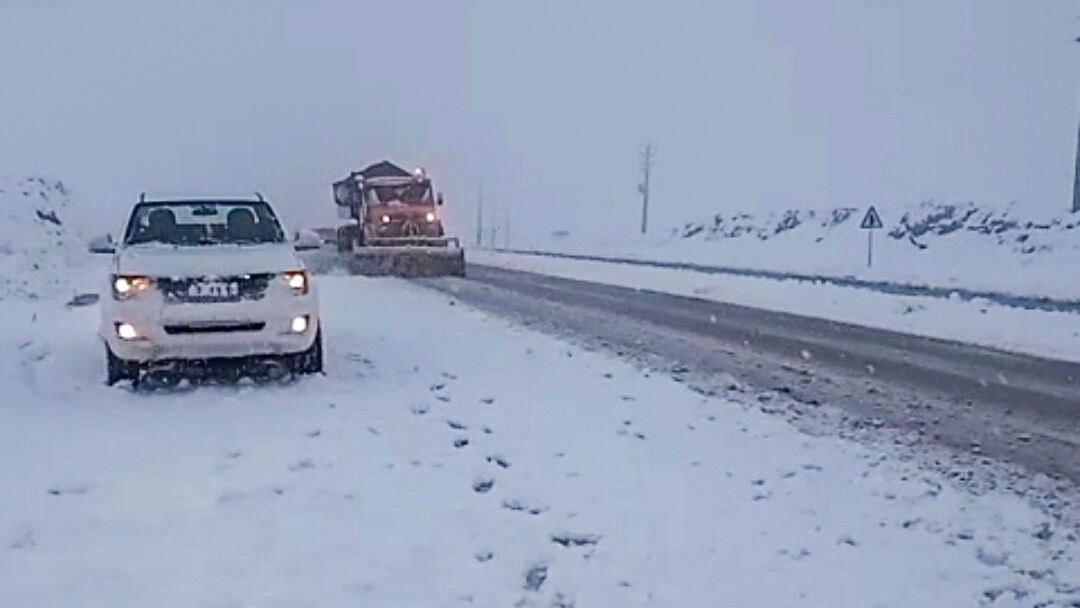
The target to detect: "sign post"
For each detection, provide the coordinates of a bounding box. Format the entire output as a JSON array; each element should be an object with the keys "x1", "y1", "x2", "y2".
[{"x1": 860, "y1": 206, "x2": 884, "y2": 268}]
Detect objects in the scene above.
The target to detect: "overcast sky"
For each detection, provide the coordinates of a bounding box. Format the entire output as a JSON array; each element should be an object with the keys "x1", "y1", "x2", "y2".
[{"x1": 0, "y1": 1, "x2": 1076, "y2": 239}]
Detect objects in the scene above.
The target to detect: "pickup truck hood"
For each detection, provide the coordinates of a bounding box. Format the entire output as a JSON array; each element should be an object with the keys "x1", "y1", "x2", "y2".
[{"x1": 116, "y1": 243, "x2": 302, "y2": 278}]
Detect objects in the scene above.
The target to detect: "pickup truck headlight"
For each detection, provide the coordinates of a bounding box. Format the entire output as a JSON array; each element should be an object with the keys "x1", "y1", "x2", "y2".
[
  {"x1": 283, "y1": 270, "x2": 309, "y2": 294},
  {"x1": 115, "y1": 322, "x2": 140, "y2": 340},
  {"x1": 112, "y1": 275, "x2": 152, "y2": 300},
  {"x1": 290, "y1": 315, "x2": 309, "y2": 333}
]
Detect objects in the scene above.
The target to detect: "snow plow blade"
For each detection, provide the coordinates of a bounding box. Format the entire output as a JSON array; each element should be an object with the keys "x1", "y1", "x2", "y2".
[{"x1": 345, "y1": 246, "x2": 466, "y2": 277}]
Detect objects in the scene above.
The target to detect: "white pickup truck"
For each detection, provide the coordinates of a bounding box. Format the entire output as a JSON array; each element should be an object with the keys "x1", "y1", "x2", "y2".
[{"x1": 89, "y1": 196, "x2": 323, "y2": 388}]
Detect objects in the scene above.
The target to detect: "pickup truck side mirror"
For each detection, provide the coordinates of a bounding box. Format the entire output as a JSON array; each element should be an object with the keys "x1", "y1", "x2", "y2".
[
  {"x1": 88, "y1": 234, "x2": 115, "y2": 254},
  {"x1": 437, "y1": 192, "x2": 444, "y2": 206},
  {"x1": 294, "y1": 229, "x2": 322, "y2": 251}
]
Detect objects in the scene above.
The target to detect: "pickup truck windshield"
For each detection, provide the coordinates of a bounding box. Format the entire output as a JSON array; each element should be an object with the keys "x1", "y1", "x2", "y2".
[{"x1": 124, "y1": 201, "x2": 286, "y2": 246}]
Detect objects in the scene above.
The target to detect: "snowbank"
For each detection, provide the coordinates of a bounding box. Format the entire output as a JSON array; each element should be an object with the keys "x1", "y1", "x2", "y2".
[
  {"x1": 676, "y1": 201, "x2": 1075, "y2": 250},
  {"x1": 513, "y1": 202, "x2": 1080, "y2": 299},
  {"x1": 0, "y1": 176, "x2": 89, "y2": 300}
]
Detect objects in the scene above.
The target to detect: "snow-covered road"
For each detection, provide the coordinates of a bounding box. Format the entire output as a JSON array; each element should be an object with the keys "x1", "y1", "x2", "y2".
[
  {"x1": 468, "y1": 249, "x2": 1080, "y2": 364},
  {"x1": 2, "y1": 276, "x2": 1078, "y2": 607}
]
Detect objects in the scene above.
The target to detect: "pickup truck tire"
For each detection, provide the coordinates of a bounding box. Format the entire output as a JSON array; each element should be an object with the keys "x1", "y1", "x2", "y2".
[
  {"x1": 292, "y1": 328, "x2": 323, "y2": 375},
  {"x1": 106, "y1": 345, "x2": 138, "y2": 386}
]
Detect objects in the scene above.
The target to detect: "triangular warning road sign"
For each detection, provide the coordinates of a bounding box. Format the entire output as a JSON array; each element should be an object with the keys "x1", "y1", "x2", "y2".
[{"x1": 860, "y1": 206, "x2": 884, "y2": 229}]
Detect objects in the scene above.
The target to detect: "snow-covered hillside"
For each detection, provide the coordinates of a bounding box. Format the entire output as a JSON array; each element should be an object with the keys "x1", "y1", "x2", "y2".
[
  {"x1": 0, "y1": 176, "x2": 89, "y2": 300},
  {"x1": 678, "y1": 202, "x2": 1077, "y2": 252},
  {"x1": 511, "y1": 202, "x2": 1080, "y2": 299}
]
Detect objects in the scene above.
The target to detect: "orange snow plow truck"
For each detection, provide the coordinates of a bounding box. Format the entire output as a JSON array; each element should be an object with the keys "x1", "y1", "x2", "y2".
[{"x1": 332, "y1": 161, "x2": 465, "y2": 277}]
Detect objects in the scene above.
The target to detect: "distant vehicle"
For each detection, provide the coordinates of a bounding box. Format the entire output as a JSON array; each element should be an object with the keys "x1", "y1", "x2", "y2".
[
  {"x1": 310, "y1": 227, "x2": 338, "y2": 244},
  {"x1": 333, "y1": 160, "x2": 466, "y2": 276},
  {"x1": 88, "y1": 195, "x2": 324, "y2": 387}
]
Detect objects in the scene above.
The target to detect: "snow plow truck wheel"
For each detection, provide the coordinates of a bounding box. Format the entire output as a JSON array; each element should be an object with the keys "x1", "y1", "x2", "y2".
[
  {"x1": 336, "y1": 226, "x2": 356, "y2": 253},
  {"x1": 106, "y1": 346, "x2": 137, "y2": 386}
]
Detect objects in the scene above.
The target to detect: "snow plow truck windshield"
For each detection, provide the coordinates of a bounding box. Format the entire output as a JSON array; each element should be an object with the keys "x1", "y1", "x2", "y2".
[{"x1": 367, "y1": 182, "x2": 432, "y2": 206}]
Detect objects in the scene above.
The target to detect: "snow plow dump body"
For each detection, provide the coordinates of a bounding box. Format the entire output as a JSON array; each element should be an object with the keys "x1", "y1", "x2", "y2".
[{"x1": 333, "y1": 161, "x2": 465, "y2": 277}]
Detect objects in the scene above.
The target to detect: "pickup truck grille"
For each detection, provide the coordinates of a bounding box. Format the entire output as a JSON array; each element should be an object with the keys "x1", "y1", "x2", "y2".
[
  {"x1": 157, "y1": 274, "x2": 274, "y2": 304},
  {"x1": 163, "y1": 321, "x2": 265, "y2": 335}
]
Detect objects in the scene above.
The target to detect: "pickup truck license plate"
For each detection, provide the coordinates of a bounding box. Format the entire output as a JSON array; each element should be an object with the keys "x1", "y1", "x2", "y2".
[{"x1": 188, "y1": 281, "x2": 240, "y2": 299}]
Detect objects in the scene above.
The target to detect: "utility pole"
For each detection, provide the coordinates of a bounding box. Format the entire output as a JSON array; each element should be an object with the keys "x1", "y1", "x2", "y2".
[
  {"x1": 503, "y1": 206, "x2": 510, "y2": 249},
  {"x1": 1072, "y1": 30, "x2": 1079, "y2": 212},
  {"x1": 475, "y1": 184, "x2": 484, "y2": 247},
  {"x1": 638, "y1": 143, "x2": 656, "y2": 234},
  {"x1": 1073, "y1": 120, "x2": 1080, "y2": 212}
]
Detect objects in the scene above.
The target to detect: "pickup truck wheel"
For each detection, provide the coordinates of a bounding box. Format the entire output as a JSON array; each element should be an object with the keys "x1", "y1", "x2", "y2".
[
  {"x1": 295, "y1": 328, "x2": 323, "y2": 375},
  {"x1": 106, "y1": 346, "x2": 137, "y2": 386}
]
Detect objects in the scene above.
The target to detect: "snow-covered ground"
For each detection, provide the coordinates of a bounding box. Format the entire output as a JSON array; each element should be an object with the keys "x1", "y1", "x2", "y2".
[
  {"x1": 2, "y1": 180, "x2": 1077, "y2": 604},
  {"x1": 469, "y1": 249, "x2": 1080, "y2": 364},
  {"x1": 2, "y1": 275, "x2": 1079, "y2": 607},
  {"x1": 512, "y1": 202, "x2": 1080, "y2": 300}
]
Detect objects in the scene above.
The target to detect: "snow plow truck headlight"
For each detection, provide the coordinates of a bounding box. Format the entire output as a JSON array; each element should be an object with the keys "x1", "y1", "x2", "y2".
[
  {"x1": 381, "y1": 214, "x2": 391, "y2": 224},
  {"x1": 112, "y1": 275, "x2": 151, "y2": 300},
  {"x1": 425, "y1": 212, "x2": 436, "y2": 222},
  {"x1": 283, "y1": 270, "x2": 308, "y2": 294}
]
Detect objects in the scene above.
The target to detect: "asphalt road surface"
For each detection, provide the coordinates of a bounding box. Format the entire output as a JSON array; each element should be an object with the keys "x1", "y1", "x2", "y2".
[{"x1": 419, "y1": 263, "x2": 1080, "y2": 488}]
